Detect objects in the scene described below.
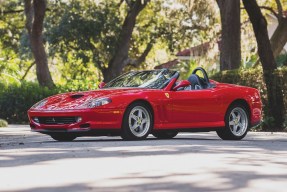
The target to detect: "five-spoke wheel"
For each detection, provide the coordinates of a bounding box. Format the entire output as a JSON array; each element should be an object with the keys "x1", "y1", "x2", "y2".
[
  {"x1": 228, "y1": 107, "x2": 248, "y2": 137},
  {"x1": 217, "y1": 104, "x2": 249, "y2": 140},
  {"x1": 121, "y1": 102, "x2": 153, "y2": 140}
]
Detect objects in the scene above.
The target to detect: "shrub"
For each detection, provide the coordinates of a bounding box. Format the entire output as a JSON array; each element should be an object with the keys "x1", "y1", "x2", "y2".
[
  {"x1": 0, "y1": 82, "x2": 60, "y2": 123},
  {"x1": 0, "y1": 79, "x2": 99, "y2": 124},
  {"x1": 0, "y1": 119, "x2": 8, "y2": 127}
]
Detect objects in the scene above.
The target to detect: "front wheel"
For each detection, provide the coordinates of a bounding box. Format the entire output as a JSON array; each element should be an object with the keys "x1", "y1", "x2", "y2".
[
  {"x1": 50, "y1": 134, "x2": 77, "y2": 142},
  {"x1": 216, "y1": 104, "x2": 249, "y2": 140},
  {"x1": 121, "y1": 102, "x2": 153, "y2": 140}
]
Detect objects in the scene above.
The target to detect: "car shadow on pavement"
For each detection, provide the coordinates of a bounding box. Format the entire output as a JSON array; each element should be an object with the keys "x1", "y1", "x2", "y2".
[
  {"x1": 1, "y1": 132, "x2": 287, "y2": 192},
  {"x1": 1, "y1": 135, "x2": 287, "y2": 168}
]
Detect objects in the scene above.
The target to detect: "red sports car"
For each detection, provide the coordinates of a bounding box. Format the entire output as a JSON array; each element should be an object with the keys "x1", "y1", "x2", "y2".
[{"x1": 28, "y1": 67, "x2": 262, "y2": 141}]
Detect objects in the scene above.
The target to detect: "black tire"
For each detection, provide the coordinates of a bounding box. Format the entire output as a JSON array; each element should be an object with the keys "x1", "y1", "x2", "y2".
[
  {"x1": 121, "y1": 102, "x2": 153, "y2": 140},
  {"x1": 216, "y1": 104, "x2": 250, "y2": 140},
  {"x1": 50, "y1": 134, "x2": 77, "y2": 142},
  {"x1": 152, "y1": 131, "x2": 178, "y2": 139}
]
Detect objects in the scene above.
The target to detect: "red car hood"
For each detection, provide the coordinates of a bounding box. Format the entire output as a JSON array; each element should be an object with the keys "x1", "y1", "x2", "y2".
[{"x1": 32, "y1": 88, "x2": 149, "y2": 110}]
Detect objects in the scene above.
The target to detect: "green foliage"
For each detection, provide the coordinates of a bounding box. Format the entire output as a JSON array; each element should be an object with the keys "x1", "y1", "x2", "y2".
[
  {"x1": 0, "y1": 0, "x2": 32, "y2": 84},
  {"x1": 211, "y1": 68, "x2": 265, "y2": 89},
  {"x1": 47, "y1": 0, "x2": 122, "y2": 70},
  {"x1": 0, "y1": 0, "x2": 24, "y2": 52},
  {"x1": 45, "y1": 0, "x2": 214, "y2": 75},
  {"x1": 0, "y1": 47, "x2": 22, "y2": 85},
  {"x1": 0, "y1": 0, "x2": 218, "y2": 85},
  {"x1": 0, "y1": 82, "x2": 60, "y2": 123},
  {"x1": 157, "y1": 0, "x2": 218, "y2": 52},
  {"x1": 0, "y1": 119, "x2": 8, "y2": 127},
  {"x1": 0, "y1": 78, "x2": 101, "y2": 123},
  {"x1": 58, "y1": 77, "x2": 99, "y2": 92},
  {"x1": 55, "y1": 51, "x2": 101, "y2": 89},
  {"x1": 276, "y1": 54, "x2": 287, "y2": 67}
]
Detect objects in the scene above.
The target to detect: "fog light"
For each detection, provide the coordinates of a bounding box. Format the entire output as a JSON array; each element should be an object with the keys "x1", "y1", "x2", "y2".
[
  {"x1": 33, "y1": 117, "x2": 39, "y2": 123},
  {"x1": 76, "y1": 117, "x2": 82, "y2": 123}
]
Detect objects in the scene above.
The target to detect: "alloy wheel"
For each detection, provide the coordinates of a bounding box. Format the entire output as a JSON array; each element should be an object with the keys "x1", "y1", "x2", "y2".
[
  {"x1": 128, "y1": 106, "x2": 151, "y2": 137},
  {"x1": 228, "y1": 107, "x2": 248, "y2": 137}
]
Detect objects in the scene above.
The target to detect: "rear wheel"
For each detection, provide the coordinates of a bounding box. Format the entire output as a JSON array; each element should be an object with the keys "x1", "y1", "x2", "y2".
[
  {"x1": 152, "y1": 131, "x2": 178, "y2": 139},
  {"x1": 50, "y1": 134, "x2": 77, "y2": 142},
  {"x1": 216, "y1": 104, "x2": 249, "y2": 140},
  {"x1": 121, "y1": 102, "x2": 153, "y2": 140}
]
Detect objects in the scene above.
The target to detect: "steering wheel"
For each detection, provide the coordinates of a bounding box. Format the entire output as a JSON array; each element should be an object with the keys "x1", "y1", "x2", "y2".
[{"x1": 191, "y1": 67, "x2": 210, "y2": 88}]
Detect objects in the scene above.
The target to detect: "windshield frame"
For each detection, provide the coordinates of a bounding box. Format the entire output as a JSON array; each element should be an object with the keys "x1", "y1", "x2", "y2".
[{"x1": 103, "y1": 69, "x2": 179, "y2": 90}]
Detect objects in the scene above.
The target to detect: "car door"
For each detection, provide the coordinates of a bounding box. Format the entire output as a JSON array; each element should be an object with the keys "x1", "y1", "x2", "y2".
[{"x1": 169, "y1": 88, "x2": 223, "y2": 127}]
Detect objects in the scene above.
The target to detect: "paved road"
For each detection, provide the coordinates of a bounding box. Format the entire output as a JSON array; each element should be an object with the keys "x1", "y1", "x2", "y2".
[{"x1": 1, "y1": 125, "x2": 287, "y2": 192}]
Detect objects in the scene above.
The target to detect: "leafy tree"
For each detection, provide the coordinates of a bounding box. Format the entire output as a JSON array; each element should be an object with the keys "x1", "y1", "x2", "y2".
[
  {"x1": 0, "y1": 0, "x2": 25, "y2": 84},
  {"x1": 48, "y1": 0, "x2": 152, "y2": 82},
  {"x1": 103, "y1": 0, "x2": 151, "y2": 81},
  {"x1": 48, "y1": 0, "x2": 202, "y2": 82},
  {"x1": 24, "y1": 0, "x2": 54, "y2": 88},
  {"x1": 2, "y1": 0, "x2": 202, "y2": 85},
  {"x1": 243, "y1": 0, "x2": 285, "y2": 129}
]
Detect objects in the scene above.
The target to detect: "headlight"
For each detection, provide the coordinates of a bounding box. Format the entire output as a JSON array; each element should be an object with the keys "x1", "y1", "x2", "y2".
[
  {"x1": 31, "y1": 99, "x2": 48, "y2": 109},
  {"x1": 84, "y1": 98, "x2": 112, "y2": 108}
]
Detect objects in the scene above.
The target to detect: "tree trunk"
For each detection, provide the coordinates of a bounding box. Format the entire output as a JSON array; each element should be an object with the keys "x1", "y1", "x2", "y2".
[
  {"x1": 103, "y1": 0, "x2": 150, "y2": 82},
  {"x1": 24, "y1": 0, "x2": 54, "y2": 88},
  {"x1": 243, "y1": 0, "x2": 285, "y2": 130},
  {"x1": 216, "y1": 0, "x2": 241, "y2": 71},
  {"x1": 270, "y1": 17, "x2": 287, "y2": 58}
]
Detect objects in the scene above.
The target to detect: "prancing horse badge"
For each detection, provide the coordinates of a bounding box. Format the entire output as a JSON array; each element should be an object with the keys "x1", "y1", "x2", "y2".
[{"x1": 165, "y1": 93, "x2": 170, "y2": 98}]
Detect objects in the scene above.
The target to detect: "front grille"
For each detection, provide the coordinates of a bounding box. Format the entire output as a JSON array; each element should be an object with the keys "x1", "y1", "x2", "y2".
[{"x1": 38, "y1": 117, "x2": 77, "y2": 125}]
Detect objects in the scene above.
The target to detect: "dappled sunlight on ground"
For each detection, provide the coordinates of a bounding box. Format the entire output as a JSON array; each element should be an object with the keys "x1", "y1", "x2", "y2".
[{"x1": 1, "y1": 126, "x2": 287, "y2": 191}]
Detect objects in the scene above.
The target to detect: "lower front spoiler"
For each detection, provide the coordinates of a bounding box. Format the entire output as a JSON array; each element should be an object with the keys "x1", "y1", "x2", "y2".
[{"x1": 32, "y1": 128, "x2": 121, "y2": 137}]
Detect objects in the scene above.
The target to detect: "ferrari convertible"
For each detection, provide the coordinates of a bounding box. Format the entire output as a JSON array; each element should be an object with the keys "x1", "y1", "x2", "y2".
[{"x1": 28, "y1": 67, "x2": 262, "y2": 141}]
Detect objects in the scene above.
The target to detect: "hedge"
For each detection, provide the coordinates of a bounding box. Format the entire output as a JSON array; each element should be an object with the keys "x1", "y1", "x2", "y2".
[
  {"x1": 0, "y1": 76, "x2": 102, "y2": 123},
  {"x1": 0, "y1": 82, "x2": 60, "y2": 123}
]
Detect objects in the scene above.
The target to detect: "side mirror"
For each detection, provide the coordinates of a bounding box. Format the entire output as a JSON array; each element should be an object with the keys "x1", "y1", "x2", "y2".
[
  {"x1": 173, "y1": 80, "x2": 191, "y2": 91},
  {"x1": 98, "y1": 82, "x2": 106, "y2": 89}
]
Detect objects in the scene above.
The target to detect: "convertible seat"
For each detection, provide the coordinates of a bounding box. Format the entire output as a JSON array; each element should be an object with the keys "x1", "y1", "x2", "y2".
[{"x1": 187, "y1": 74, "x2": 202, "y2": 90}]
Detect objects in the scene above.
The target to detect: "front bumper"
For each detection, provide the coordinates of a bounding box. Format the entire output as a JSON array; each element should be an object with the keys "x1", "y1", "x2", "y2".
[{"x1": 28, "y1": 108, "x2": 124, "y2": 132}]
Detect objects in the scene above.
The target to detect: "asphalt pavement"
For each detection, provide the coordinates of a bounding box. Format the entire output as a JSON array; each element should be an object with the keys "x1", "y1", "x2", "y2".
[{"x1": 1, "y1": 125, "x2": 287, "y2": 192}]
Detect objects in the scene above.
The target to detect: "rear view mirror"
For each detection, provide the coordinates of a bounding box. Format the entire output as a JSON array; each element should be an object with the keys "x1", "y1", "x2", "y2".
[{"x1": 98, "y1": 82, "x2": 106, "y2": 89}]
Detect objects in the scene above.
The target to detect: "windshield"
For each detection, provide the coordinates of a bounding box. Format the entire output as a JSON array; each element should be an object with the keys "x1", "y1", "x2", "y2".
[{"x1": 104, "y1": 70, "x2": 178, "y2": 89}]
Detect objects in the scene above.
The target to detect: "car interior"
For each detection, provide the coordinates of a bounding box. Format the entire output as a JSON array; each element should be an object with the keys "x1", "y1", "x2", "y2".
[{"x1": 175, "y1": 67, "x2": 215, "y2": 91}]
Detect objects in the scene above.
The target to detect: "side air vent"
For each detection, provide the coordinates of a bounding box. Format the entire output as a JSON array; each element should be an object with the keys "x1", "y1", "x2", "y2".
[{"x1": 70, "y1": 94, "x2": 84, "y2": 99}]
